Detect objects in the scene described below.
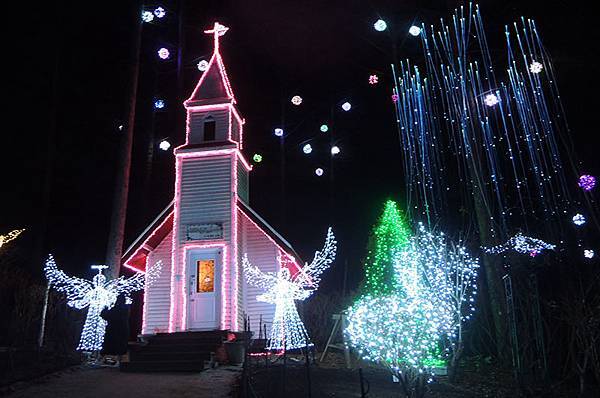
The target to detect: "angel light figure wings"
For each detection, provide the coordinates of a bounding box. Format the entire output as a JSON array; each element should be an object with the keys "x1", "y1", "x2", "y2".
[
  {"x1": 242, "y1": 227, "x2": 337, "y2": 350},
  {"x1": 44, "y1": 255, "x2": 161, "y2": 351}
]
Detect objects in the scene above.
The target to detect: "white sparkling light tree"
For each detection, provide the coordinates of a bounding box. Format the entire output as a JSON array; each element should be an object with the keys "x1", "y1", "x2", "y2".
[
  {"x1": 243, "y1": 228, "x2": 336, "y2": 351},
  {"x1": 44, "y1": 255, "x2": 161, "y2": 352},
  {"x1": 396, "y1": 223, "x2": 479, "y2": 377}
]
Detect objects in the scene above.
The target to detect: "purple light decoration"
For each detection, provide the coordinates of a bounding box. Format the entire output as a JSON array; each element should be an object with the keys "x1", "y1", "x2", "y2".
[
  {"x1": 391, "y1": 94, "x2": 399, "y2": 103},
  {"x1": 578, "y1": 174, "x2": 596, "y2": 191},
  {"x1": 157, "y1": 48, "x2": 170, "y2": 60}
]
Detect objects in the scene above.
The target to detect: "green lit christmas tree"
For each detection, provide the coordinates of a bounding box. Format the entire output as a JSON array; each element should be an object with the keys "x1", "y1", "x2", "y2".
[{"x1": 361, "y1": 200, "x2": 411, "y2": 296}]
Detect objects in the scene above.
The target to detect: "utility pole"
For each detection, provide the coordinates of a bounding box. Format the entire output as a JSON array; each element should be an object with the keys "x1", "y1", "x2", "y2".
[{"x1": 105, "y1": 1, "x2": 143, "y2": 279}]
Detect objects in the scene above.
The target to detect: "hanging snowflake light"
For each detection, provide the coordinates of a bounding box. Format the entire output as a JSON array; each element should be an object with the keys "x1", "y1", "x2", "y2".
[
  {"x1": 391, "y1": 93, "x2": 399, "y2": 103},
  {"x1": 159, "y1": 139, "x2": 171, "y2": 151},
  {"x1": 572, "y1": 213, "x2": 586, "y2": 226},
  {"x1": 584, "y1": 249, "x2": 595, "y2": 259},
  {"x1": 331, "y1": 145, "x2": 340, "y2": 155},
  {"x1": 253, "y1": 153, "x2": 263, "y2": 163},
  {"x1": 315, "y1": 168, "x2": 324, "y2": 176},
  {"x1": 243, "y1": 228, "x2": 336, "y2": 350},
  {"x1": 302, "y1": 143, "x2": 312, "y2": 154},
  {"x1": 197, "y1": 60, "x2": 209, "y2": 71},
  {"x1": 0, "y1": 229, "x2": 25, "y2": 250},
  {"x1": 291, "y1": 95, "x2": 303, "y2": 106},
  {"x1": 529, "y1": 61, "x2": 543, "y2": 74},
  {"x1": 320, "y1": 124, "x2": 329, "y2": 133},
  {"x1": 44, "y1": 255, "x2": 161, "y2": 352},
  {"x1": 153, "y1": 7, "x2": 166, "y2": 18},
  {"x1": 369, "y1": 75, "x2": 379, "y2": 85},
  {"x1": 274, "y1": 128, "x2": 284, "y2": 137},
  {"x1": 409, "y1": 25, "x2": 422, "y2": 36},
  {"x1": 484, "y1": 93, "x2": 499, "y2": 107},
  {"x1": 374, "y1": 19, "x2": 387, "y2": 32},
  {"x1": 341, "y1": 102, "x2": 352, "y2": 111},
  {"x1": 578, "y1": 174, "x2": 596, "y2": 191},
  {"x1": 483, "y1": 232, "x2": 556, "y2": 257},
  {"x1": 157, "y1": 48, "x2": 170, "y2": 60},
  {"x1": 154, "y1": 99, "x2": 165, "y2": 110},
  {"x1": 141, "y1": 10, "x2": 154, "y2": 23}
]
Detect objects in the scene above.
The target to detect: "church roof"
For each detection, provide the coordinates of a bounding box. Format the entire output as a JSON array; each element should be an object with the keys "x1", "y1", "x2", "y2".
[
  {"x1": 122, "y1": 200, "x2": 301, "y2": 273},
  {"x1": 184, "y1": 23, "x2": 236, "y2": 107}
]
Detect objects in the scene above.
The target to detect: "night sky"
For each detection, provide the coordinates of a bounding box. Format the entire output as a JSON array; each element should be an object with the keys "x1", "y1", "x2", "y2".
[{"x1": 3, "y1": 0, "x2": 599, "y2": 293}]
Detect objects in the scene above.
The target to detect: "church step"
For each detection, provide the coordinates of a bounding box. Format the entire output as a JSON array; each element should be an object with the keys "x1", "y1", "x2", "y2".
[
  {"x1": 130, "y1": 343, "x2": 217, "y2": 353},
  {"x1": 147, "y1": 337, "x2": 224, "y2": 346},
  {"x1": 120, "y1": 359, "x2": 205, "y2": 373},
  {"x1": 129, "y1": 350, "x2": 212, "y2": 362}
]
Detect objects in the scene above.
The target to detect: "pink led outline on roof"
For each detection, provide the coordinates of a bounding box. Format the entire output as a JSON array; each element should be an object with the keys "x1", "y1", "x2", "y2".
[{"x1": 123, "y1": 210, "x2": 174, "y2": 273}]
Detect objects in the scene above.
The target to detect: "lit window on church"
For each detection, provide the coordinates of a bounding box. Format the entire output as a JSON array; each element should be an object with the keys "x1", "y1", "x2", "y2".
[
  {"x1": 204, "y1": 118, "x2": 216, "y2": 141},
  {"x1": 197, "y1": 260, "x2": 215, "y2": 293}
]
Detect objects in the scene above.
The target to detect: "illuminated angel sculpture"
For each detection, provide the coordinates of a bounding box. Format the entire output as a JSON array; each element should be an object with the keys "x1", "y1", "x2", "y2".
[
  {"x1": 44, "y1": 255, "x2": 161, "y2": 351},
  {"x1": 243, "y1": 228, "x2": 336, "y2": 350},
  {"x1": 0, "y1": 229, "x2": 25, "y2": 250}
]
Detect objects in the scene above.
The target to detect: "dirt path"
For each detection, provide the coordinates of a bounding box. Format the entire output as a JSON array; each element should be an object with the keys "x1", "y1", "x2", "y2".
[{"x1": 4, "y1": 366, "x2": 241, "y2": 398}]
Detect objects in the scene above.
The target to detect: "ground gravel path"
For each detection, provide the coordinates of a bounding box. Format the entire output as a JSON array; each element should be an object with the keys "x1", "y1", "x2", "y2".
[{"x1": 4, "y1": 365, "x2": 240, "y2": 398}]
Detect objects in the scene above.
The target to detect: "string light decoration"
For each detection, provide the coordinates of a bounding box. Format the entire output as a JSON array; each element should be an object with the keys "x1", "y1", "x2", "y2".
[
  {"x1": 572, "y1": 213, "x2": 586, "y2": 226},
  {"x1": 253, "y1": 153, "x2": 263, "y2": 163},
  {"x1": 483, "y1": 93, "x2": 499, "y2": 107},
  {"x1": 197, "y1": 60, "x2": 209, "y2": 71},
  {"x1": 361, "y1": 200, "x2": 411, "y2": 296},
  {"x1": 44, "y1": 255, "x2": 161, "y2": 351},
  {"x1": 583, "y1": 249, "x2": 595, "y2": 259},
  {"x1": 369, "y1": 75, "x2": 379, "y2": 85},
  {"x1": 0, "y1": 229, "x2": 25, "y2": 250},
  {"x1": 341, "y1": 102, "x2": 352, "y2": 111},
  {"x1": 320, "y1": 124, "x2": 329, "y2": 132},
  {"x1": 291, "y1": 95, "x2": 303, "y2": 106},
  {"x1": 141, "y1": 10, "x2": 154, "y2": 23},
  {"x1": 274, "y1": 128, "x2": 284, "y2": 137},
  {"x1": 483, "y1": 233, "x2": 556, "y2": 257},
  {"x1": 154, "y1": 99, "x2": 165, "y2": 109},
  {"x1": 243, "y1": 228, "x2": 336, "y2": 350},
  {"x1": 302, "y1": 143, "x2": 313, "y2": 154},
  {"x1": 408, "y1": 25, "x2": 422, "y2": 36},
  {"x1": 578, "y1": 174, "x2": 596, "y2": 191},
  {"x1": 391, "y1": 93, "x2": 399, "y2": 103},
  {"x1": 529, "y1": 61, "x2": 543, "y2": 74},
  {"x1": 153, "y1": 6, "x2": 166, "y2": 18},
  {"x1": 157, "y1": 48, "x2": 170, "y2": 60},
  {"x1": 374, "y1": 19, "x2": 387, "y2": 32},
  {"x1": 159, "y1": 139, "x2": 171, "y2": 151},
  {"x1": 331, "y1": 145, "x2": 340, "y2": 155},
  {"x1": 315, "y1": 168, "x2": 324, "y2": 176}
]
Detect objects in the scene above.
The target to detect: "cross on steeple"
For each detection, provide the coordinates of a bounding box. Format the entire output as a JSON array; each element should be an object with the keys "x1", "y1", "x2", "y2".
[
  {"x1": 91, "y1": 265, "x2": 109, "y2": 274},
  {"x1": 204, "y1": 22, "x2": 229, "y2": 53}
]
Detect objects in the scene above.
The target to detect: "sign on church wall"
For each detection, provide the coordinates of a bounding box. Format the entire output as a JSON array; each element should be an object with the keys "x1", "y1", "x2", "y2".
[{"x1": 186, "y1": 223, "x2": 223, "y2": 241}]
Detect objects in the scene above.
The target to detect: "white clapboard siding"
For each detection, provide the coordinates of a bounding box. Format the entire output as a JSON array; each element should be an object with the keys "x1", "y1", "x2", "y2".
[
  {"x1": 237, "y1": 160, "x2": 249, "y2": 203},
  {"x1": 177, "y1": 155, "x2": 233, "y2": 329},
  {"x1": 231, "y1": 114, "x2": 240, "y2": 143},
  {"x1": 143, "y1": 231, "x2": 173, "y2": 334},
  {"x1": 241, "y1": 213, "x2": 279, "y2": 337},
  {"x1": 188, "y1": 108, "x2": 229, "y2": 143}
]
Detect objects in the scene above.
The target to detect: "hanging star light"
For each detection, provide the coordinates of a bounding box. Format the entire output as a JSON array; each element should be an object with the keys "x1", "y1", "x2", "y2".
[
  {"x1": 331, "y1": 146, "x2": 340, "y2": 155},
  {"x1": 583, "y1": 249, "x2": 595, "y2": 259},
  {"x1": 409, "y1": 25, "x2": 422, "y2": 36},
  {"x1": 374, "y1": 19, "x2": 387, "y2": 32},
  {"x1": 483, "y1": 232, "x2": 556, "y2": 257},
  {"x1": 484, "y1": 93, "x2": 499, "y2": 107},
  {"x1": 369, "y1": 75, "x2": 379, "y2": 85},
  {"x1": 391, "y1": 93, "x2": 399, "y2": 103},
  {"x1": 44, "y1": 255, "x2": 161, "y2": 352},
  {"x1": 572, "y1": 213, "x2": 586, "y2": 226},
  {"x1": 0, "y1": 229, "x2": 25, "y2": 250},
  {"x1": 157, "y1": 48, "x2": 170, "y2": 60},
  {"x1": 159, "y1": 139, "x2": 171, "y2": 151},
  {"x1": 141, "y1": 10, "x2": 154, "y2": 23},
  {"x1": 315, "y1": 168, "x2": 324, "y2": 176},
  {"x1": 341, "y1": 102, "x2": 352, "y2": 111},
  {"x1": 320, "y1": 124, "x2": 329, "y2": 133},
  {"x1": 529, "y1": 61, "x2": 543, "y2": 74},
  {"x1": 197, "y1": 60, "x2": 209, "y2": 71},
  {"x1": 291, "y1": 95, "x2": 303, "y2": 106},
  {"x1": 153, "y1": 6, "x2": 166, "y2": 18},
  {"x1": 578, "y1": 174, "x2": 596, "y2": 191},
  {"x1": 154, "y1": 99, "x2": 165, "y2": 110},
  {"x1": 243, "y1": 228, "x2": 336, "y2": 350},
  {"x1": 253, "y1": 153, "x2": 263, "y2": 163},
  {"x1": 274, "y1": 128, "x2": 284, "y2": 137},
  {"x1": 302, "y1": 143, "x2": 313, "y2": 154}
]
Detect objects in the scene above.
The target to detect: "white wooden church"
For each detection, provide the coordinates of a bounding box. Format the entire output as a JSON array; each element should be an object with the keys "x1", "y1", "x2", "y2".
[{"x1": 122, "y1": 23, "x2": 301, "y2": 336}]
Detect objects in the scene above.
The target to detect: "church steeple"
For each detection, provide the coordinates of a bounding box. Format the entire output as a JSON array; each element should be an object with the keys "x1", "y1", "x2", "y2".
[{"x1": 181, "y1": 22, "x2": 244, "y2": 148}]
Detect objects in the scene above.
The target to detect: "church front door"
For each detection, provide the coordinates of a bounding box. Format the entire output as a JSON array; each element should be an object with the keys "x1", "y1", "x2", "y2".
[{"x1": 186, "y1": 248, "x2": 222, "y2": 330}]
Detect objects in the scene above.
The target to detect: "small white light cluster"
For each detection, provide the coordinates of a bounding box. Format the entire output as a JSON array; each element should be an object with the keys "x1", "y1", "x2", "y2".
[
  {"x1": 409, "y1": 25, "x2": 422, "y2": 36},
  {"x1": 572, "y1": 213, "x2": 586, "y2": 226},
  {"x1": 159, "y1": 139, "x2": 171, "y2": 151},
  {"x1": 157, "y1": 48, "x2": 170, "y2": 60},
  {"x1": 243, "y1": 228, "x2": 336, "y2": 350},
  {"x1": 331, "y1": 145, "x2": 340, "y2": 155},
  {"x1": 274, "y1": 128, "x2": 284, "y2": 137},
  {"x1": 484, "y1": 93, "x2": 499, "y2": 107},
  {"x1": 529, "y1": 61, "x2": 543, "y2": 74},
  {"x1": 44, "y1": 255, "x2": 161, "y2": 351},
  {"x1": 302, "y1": 143, "x2": 313, "y2": 154},
  {"x1": 315, "y1": 168, "x2": 324, "y2": 176},
  {"x1": 291, "y1": 95, "x2": 303, "y2": 106},
  {"x1": 197, "y1": 60, "x2": 209, "y2": 71},
  {"x1": 374, "y1": 19, "x2": 387, "y2": 32},
  {"x1": 484, "y1": 232, "x2": 555, "y2": 257},
  {"x1": 583, "y1": 249, "x2": 595, "y2": 259},
  {"x1": 142, "y1": 7, "x2": 166, "y2": 22},
  {"x1": 341, "y1": 102, "x2": 352, "y2": 111}
]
